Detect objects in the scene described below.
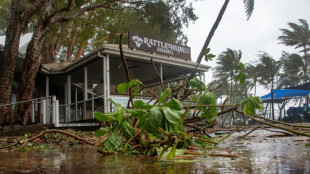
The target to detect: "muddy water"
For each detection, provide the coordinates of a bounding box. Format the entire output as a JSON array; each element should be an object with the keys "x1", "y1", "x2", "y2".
[{"x1": 0, "y1": 129, "x2": 310, "y2": 174}]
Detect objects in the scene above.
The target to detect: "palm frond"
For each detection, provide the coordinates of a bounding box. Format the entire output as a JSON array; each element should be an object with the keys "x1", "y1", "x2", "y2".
[{"x1": 243, "y1": 0, "x2": 255, "y2": 20}]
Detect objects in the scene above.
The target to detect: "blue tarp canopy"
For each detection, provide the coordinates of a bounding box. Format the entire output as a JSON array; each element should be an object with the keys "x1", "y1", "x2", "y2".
[{"x1": 260, "y1": 89, "x2": 310, "y2": 100}]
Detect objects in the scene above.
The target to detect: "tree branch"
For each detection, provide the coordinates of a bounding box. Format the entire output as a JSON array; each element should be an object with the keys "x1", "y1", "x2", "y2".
[{"x1": 50, "y1": 1, "x2": 123, "y2": 24}]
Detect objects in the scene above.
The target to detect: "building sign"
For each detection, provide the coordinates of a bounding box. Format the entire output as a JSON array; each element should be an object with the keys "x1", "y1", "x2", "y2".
[{"x1": 128, "y1": 32, "x2": 191, "y2": 61}]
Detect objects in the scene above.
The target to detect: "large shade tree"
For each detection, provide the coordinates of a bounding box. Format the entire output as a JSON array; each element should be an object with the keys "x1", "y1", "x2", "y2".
[{"x1": 0, "y1": 0, "x2": 197, "y2": 126}]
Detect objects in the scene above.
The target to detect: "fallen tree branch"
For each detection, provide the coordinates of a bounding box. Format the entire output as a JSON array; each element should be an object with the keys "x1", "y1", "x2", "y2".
[
  {"x1": 184, "y1": 151, "x2": 241, "y2": 158},
  {"x1": 240, "y1": 125, "x2": 260, "y2": 138},
  {"x1": 234, "y1": 109, "x2": 310, "y2": 137},
  {"x1": 252, "y1": 114, "x2": 310, "y2": 128},
  {"x1": 192, "y1": 137, "x2": 218, "y2": 144}
]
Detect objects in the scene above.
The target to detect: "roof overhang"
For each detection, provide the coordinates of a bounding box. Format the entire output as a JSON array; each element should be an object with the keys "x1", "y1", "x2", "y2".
[{"x1": 40, "y1": 44, "x2": 210, "y2": 75}]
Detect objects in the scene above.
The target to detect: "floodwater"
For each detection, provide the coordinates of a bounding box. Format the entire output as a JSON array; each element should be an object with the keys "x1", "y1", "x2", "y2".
[{"x1": 0, "y1": 129, "x2": 310, "y2": 174}]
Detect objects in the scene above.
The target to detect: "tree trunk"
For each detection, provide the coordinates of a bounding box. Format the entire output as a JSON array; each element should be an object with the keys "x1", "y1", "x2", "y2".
[
  {"x1": 66, "y1": 37, "x2": 76, "y2": 61},
  {"x1": 74, "y1": 45, "x2": 85, "y2": 60},
  {"x1": 0, "y1": 1, "x2": 25, "y2": 125},
  {"x1": 40, "y1": 39, "x2": 58, "y2": 64},
  {"x1": 16, "y1": 1, "x2": 51, "y2": 125}
]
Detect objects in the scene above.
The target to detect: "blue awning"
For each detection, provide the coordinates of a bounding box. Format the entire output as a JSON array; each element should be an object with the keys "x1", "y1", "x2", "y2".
[{"x1": 260, "y1": 89, "x2": 310, "y2": 100}]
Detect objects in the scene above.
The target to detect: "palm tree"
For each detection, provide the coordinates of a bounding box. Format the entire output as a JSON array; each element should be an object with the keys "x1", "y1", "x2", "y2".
[
  {"x1": 245, "y1": 63, "x2": 260, "y2": 96},
  {"x1": 256, "y1": 52, "x2": 282, "y2": 120},
  {"x1": 280, "y1": 52, "x2": 305, "y2": 87},
  {"x1": 194, "y1": 0, "x2": 254, "y2": 73},
  {"x1": 278, "y1": 19, "x2": 310, "y2": 83},
  {"x1": 213, "y1": 48, "x2": 242, "y2": 104}
]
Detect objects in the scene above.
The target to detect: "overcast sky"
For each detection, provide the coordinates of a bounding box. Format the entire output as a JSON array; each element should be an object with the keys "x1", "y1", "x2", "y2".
[{"x1": 184, "y1": 0, "x2": 310, "y2": 96}]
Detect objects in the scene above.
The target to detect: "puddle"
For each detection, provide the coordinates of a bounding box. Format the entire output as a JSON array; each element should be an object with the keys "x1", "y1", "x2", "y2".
[{"x1": 0, "y1": 129, "x2": 309, "y2": 173}]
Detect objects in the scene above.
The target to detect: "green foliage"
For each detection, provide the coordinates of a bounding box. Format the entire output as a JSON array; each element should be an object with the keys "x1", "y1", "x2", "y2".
[
  {"x1": 117, "y1": 79, "x2": 142, "y2": 96},
  {"x1": 148, "y1": 107, "x2": 163, "y2": 130},
  {"x1": 162, "y1": 107, "x2": 182, "y2": 124},
  {"x1": 94, "y1": 127, "x2": 110, "y2": 137},
  {"x1": 158, "y1": 88, "x2": 171, "y2": 105},
  {"x1": 240, "y1": 96, "x2": 264, "y2": 116},
  {"x1": 189, "y1": 78, "x2": 206, "y2": 91},
  {"x1": 134, "y1": 100, "x2": 153, "y2": 109},
  {"x1": 103, "y1": 131, "x2": 123, "y2": 152},
  {"x1": 121, "y1": 118, "x2": 135, "y2": 140},
  {"x1": 164, "y1": 98, "x2": 183, "y2": 111},
  {"x1": 197, "y1": 92, "x2": 217, "y2": 121},
  {"x1": 202, "y1": 48, "x2": 216, "y2": 62},
  {"x1": 94, "y1": 112, "x2": 117, "y2": 123},
  {"x1": 234, "y1": 62, "x2": 247, "y2": 85}
]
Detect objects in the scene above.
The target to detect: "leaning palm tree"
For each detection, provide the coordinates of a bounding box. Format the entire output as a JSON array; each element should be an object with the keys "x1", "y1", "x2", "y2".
[
  {"x1": 280, "y1": 53, "x2": 306, "y2": 87},
  {"x1": 256, "y1": 52, "x2": 282, "y2": 120},
  {"x1": 278, "y1": 19, "x2": 310, "y2": 83},
  {"x1": 195, "y1": 0, "x2": 255, "y2": 67},
  {"x1": 245, "y1": 63, "x2": 260, "y2": 96},
  {"x1": 213, "y1": 48, "x2": 242, "y2": 104}
]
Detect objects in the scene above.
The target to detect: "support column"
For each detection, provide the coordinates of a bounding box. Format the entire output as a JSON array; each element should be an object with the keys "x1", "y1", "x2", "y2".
[
  {"x1": 45, "y1": 75, "x2": 50, "y2": 123},
  {"x1": 202, "y1": 72, "x2": 206, "y2": 83},
  {"x1": 46, "y1": 75, "x2": 49, "y2": 97},
  {"x1": 75, "y1": 87, "x2": 78, "y2": 121},
  {"x1": 31, "y1": 101, "x2": 35, "y2": 123},
  {"x1": 106, "y1": 54, "x2": 110, "y2": 112},
  {"x1": 41, "y1": 99, "x2": 46, "y2": 124},
  {"x1": 92, "y1": 94, "x2": 95, "y2": 119},
  {"x1": 103, "y1": 56, "x2": 108, "y2": 112},
  {"x1": 67, "y1": 74, "x2": 71, "y2": 122},
  {"x1": 64, "y1": 83, "x2": 67, "y2": 122},
  {"x1": 84, "y1": 67, "x2": 88, "y2": 119},
  {"x1": 160, "y1": 63, "x2": 163, "y2": 92}
]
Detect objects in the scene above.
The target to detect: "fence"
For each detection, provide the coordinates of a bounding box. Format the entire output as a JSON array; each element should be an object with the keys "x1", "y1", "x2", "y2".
[{"x1": 0, "y1": 96, "x2": 59, "y2": 127}]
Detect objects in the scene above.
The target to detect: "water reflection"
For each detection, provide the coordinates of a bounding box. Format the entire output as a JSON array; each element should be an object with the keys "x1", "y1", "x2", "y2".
[{"x1": 0, "y1": 129, "x2": 309, "y2": 174}]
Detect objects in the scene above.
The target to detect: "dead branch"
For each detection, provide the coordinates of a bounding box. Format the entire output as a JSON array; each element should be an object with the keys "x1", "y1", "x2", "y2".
[
  {"x1": 184, "y1": 151, "x2": 241, "y2": 158},
  {"x1": 234, "y1": 109, "x2": 310, "y2": 137},
  {"x1": 252, "y1": 114, "x2": 310, "y2": 128},
  {"x1": 240, "y1": 125, "x2": 260, "y2": 138},
  {"x1": 192, "y1": 137, "x2": 218, "y2": 144},
  {"x1": 119, "y1": 33, "x2": 134, "y2": 107}
]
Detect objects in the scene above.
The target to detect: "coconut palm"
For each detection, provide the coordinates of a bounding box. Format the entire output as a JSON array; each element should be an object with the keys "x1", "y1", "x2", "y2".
[
  {"x1": 213, "y1": 48, "x2": 242, "y2": 104},
  {"x1": 279, "y1": 52, "x2": 305, "y2": 87},
  {"x1": 278, "y1": 19, "x2": 310, "y2": 83},
  {"x1": 256, "y1": 52, "x2": 281, "y2": 89},
  {"x1": 245, "y1": 63, "x2": 260, "y2": 96},
  {"x1": 256, "y1": 52, "x2": 281, "y2": 120}
]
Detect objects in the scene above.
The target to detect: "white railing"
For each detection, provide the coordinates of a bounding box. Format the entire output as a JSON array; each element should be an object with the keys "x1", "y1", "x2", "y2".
[{"x1": 0, "y1": 96, "x2": 59, "y2": 127}]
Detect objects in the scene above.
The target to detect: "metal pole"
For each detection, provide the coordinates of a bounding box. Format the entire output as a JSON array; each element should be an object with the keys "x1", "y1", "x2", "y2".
[{"x1": 271, "y1": 88, "x2": 275, "y2": 120}]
